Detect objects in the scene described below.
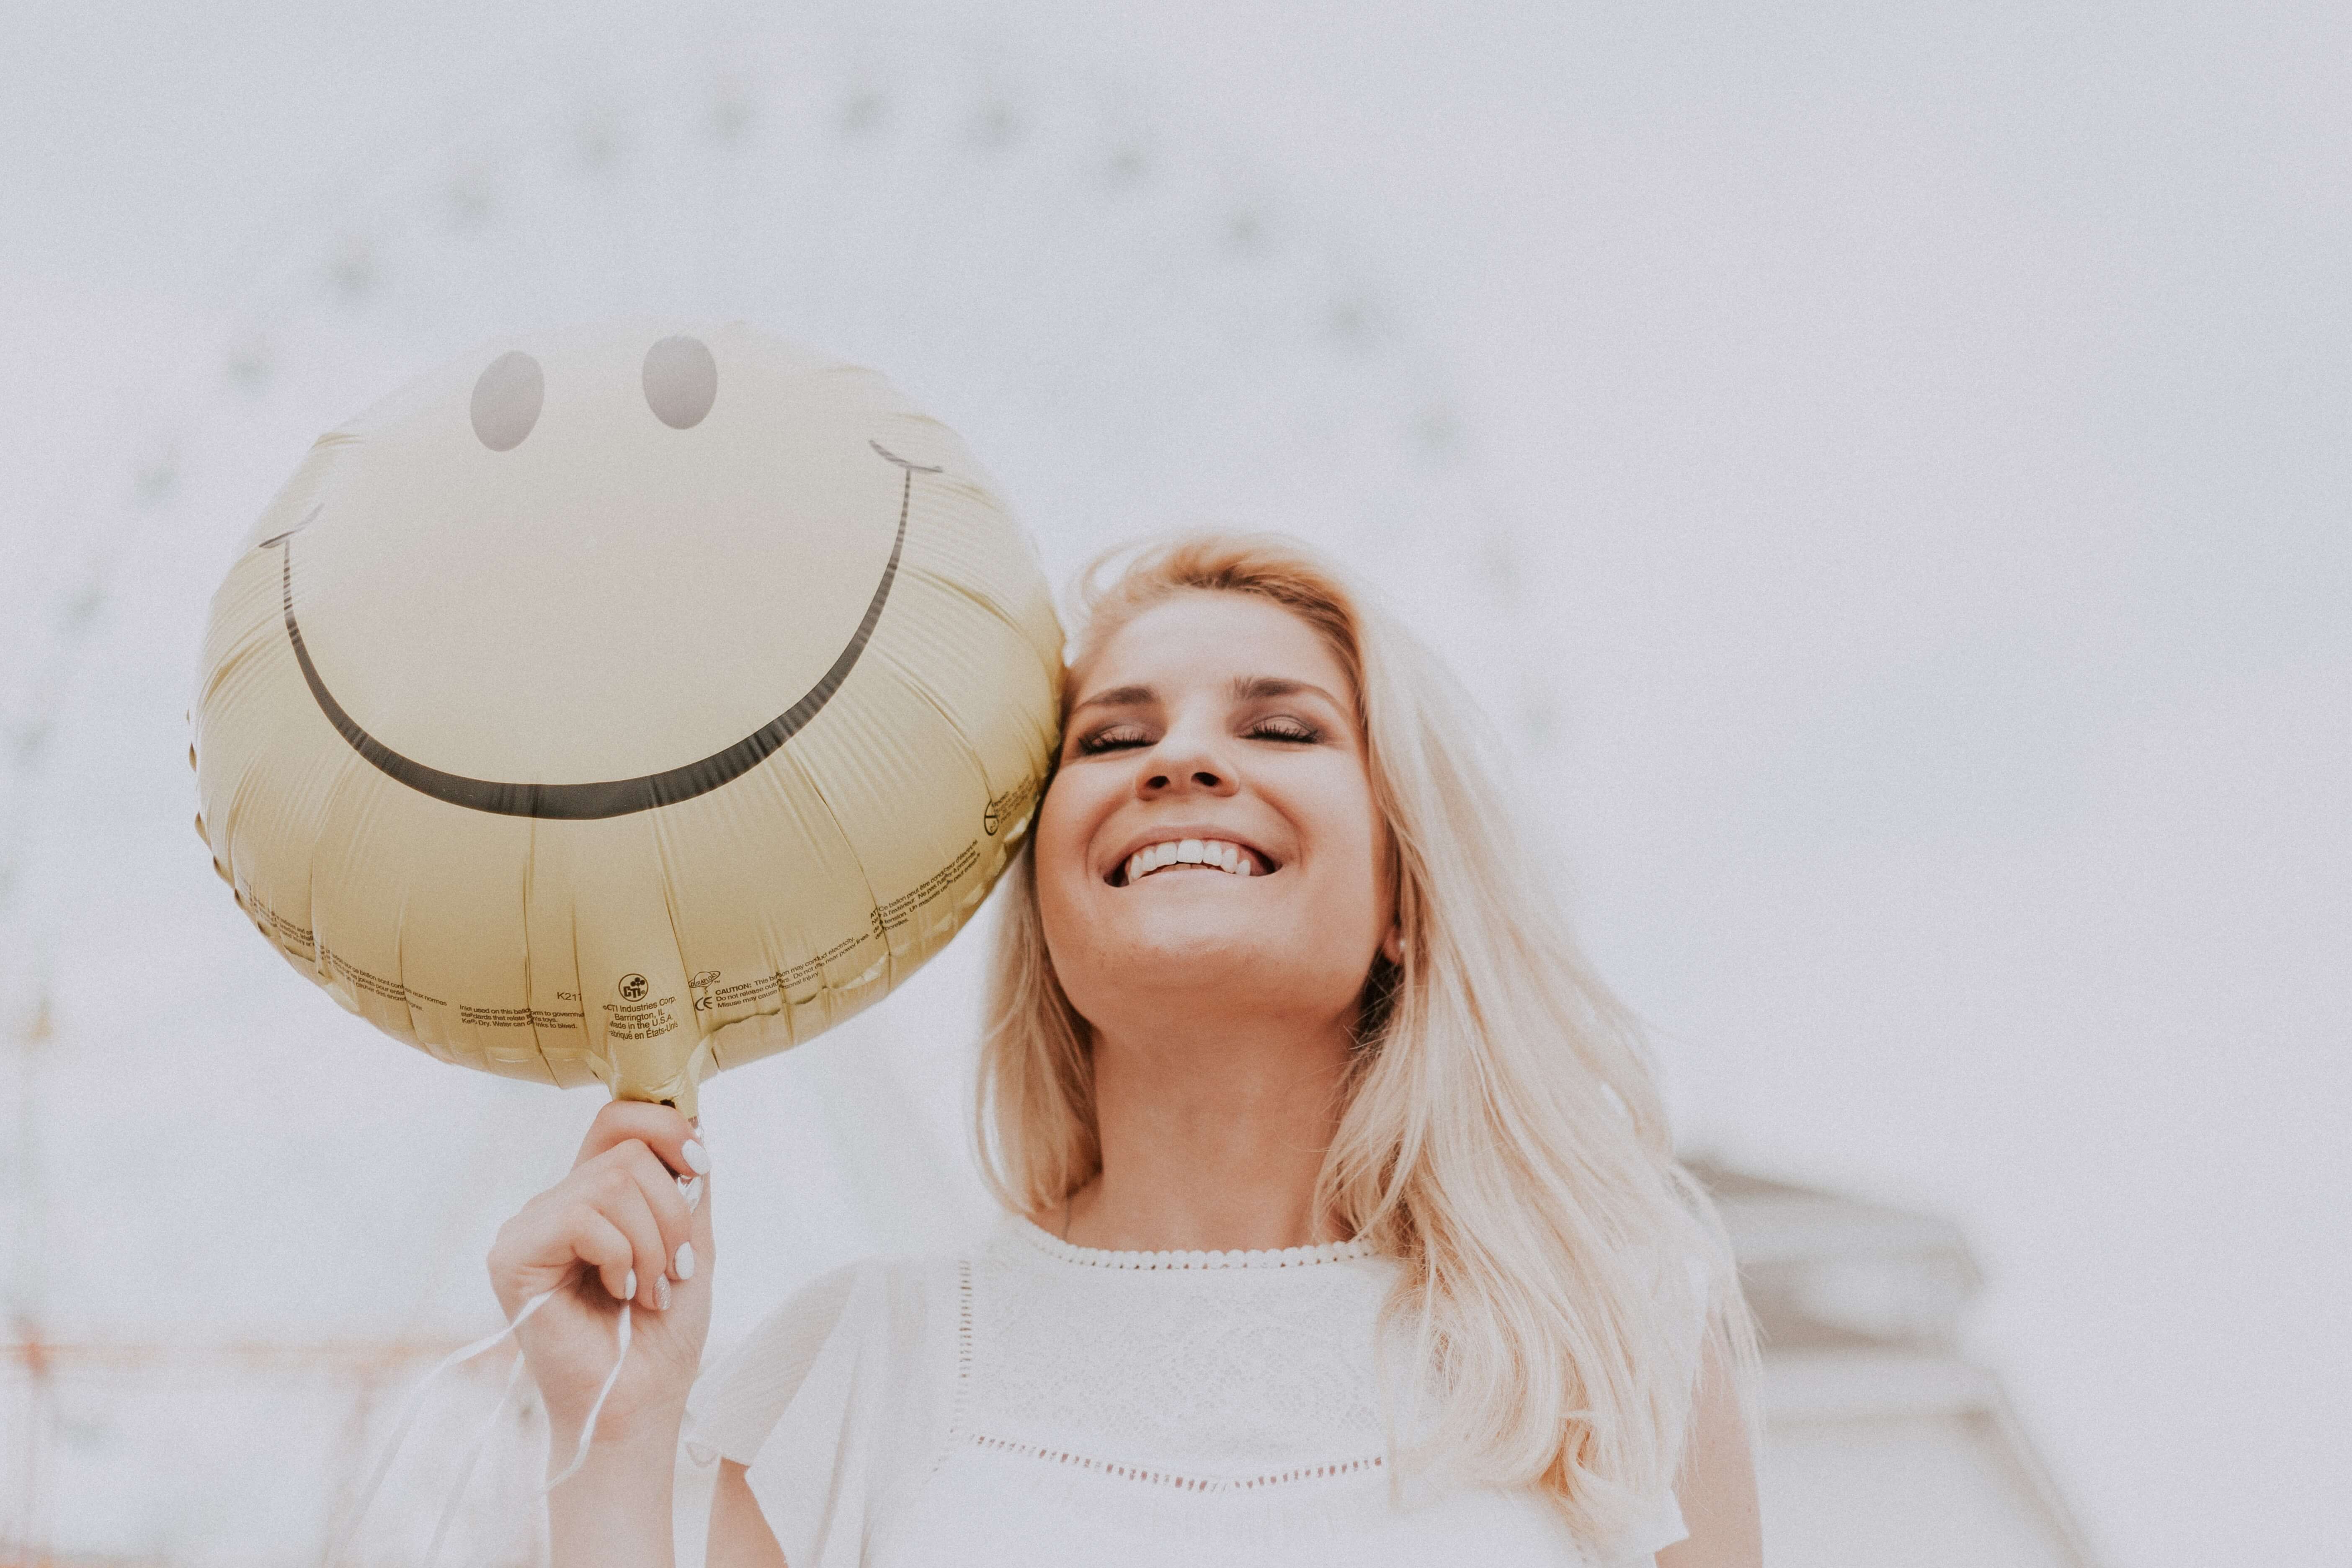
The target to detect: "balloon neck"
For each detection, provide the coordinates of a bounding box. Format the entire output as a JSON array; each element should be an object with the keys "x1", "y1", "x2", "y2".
[
  {"x1": 609, "y1": 1037, "x2": 713, "y2": 1121},
  {"x1": 614, "y1": 1079, "x2": 699, "y2": 1122}
]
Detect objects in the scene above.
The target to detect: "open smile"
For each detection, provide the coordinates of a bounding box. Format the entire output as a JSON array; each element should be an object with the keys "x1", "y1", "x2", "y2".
[{"x1": 1108, "y1": 836, "x2": 1278, "y2": 887}]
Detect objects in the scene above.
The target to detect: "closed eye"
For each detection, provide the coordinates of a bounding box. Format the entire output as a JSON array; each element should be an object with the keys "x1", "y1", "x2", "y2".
[
  {"x1": 1248, "y1": 716, "x2": 1320, "y2": 743},
  {"x1": 1073, "y1": 722, "x2": 1152, "y2": 755}
]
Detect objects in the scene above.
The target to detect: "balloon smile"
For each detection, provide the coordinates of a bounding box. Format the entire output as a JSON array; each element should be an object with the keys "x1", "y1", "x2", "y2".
[{"x1": 271, "y1": 440, "x2": 930, "y2": 820}]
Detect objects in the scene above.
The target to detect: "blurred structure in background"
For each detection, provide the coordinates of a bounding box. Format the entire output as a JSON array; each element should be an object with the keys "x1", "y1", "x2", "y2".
[{"x1": 1693, "y1": 1161, "x2": 2103, "y2": 1567}]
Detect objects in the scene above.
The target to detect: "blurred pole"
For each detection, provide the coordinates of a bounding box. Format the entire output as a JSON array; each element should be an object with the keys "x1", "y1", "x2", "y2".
[{"x1": 8, "y1": 988, "x2": 53, "y2": 1560}]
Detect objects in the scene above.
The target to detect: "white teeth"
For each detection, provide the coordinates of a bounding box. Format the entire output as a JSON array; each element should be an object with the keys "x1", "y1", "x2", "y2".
[{"x1": 1121, "y1": 838, "x2": 1264, "y2": 884}]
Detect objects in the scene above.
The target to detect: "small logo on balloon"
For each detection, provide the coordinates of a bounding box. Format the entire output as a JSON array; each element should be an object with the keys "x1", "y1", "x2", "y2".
[{"x1": 618, "y1": 973, "x2": 650, "y2": 1002}]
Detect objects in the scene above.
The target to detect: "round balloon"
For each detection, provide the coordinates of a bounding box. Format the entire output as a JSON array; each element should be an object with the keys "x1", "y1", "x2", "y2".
[{"x1": 192, "y1": 320, "x2": 1063, "y2": 1114}]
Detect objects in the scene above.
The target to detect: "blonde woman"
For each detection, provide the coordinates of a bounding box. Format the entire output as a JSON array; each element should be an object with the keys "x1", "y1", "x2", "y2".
[{"x1": 490, "y1": 534, "x2": 1765, "y2": 1566}]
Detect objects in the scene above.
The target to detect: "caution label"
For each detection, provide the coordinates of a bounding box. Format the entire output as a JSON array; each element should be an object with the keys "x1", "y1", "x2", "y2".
[
  {"x1": 985, "y1": 776, "x2": 1039, "y2": 836},
  {"x1": 459, "y1": 1004, "x2": 583, "y2": 1030},
  {"x1": 246, "y1": 891, "x2": 316, "y2": 959},
  {"x1": 691, "y1": 931, "x2": 869, "y2": 1014},
  {"x1": 871, "y1": 840, "x2": 980, "y2": 936},
  {"x1": 320, "y1": 946, "x2": 446, "y2": 1009}
]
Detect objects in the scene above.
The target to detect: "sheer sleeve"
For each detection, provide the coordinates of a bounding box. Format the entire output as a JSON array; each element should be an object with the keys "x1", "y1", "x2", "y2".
[
  {"x1": 1594, "y1": 1246, "x2": 1715, "y2": 1565},
  {"x1": 1603, "y1": 1487, "x2": 1689, "y2": 1565},
  {"x1": 692, "y1": 1265, "x2": 865, "y2": 1463},
  {"x1": 673, "y1": 1262, "x2": 861, "y2": 1567},
  {"x1": 674, "y1": 1256, "x2": 957, "y2": 1568}
]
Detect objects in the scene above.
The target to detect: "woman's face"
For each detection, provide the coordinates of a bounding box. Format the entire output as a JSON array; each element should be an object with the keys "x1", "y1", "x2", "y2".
[{"x1": 1036, "y1": 590, "x2": 1394, "y2": 1038}]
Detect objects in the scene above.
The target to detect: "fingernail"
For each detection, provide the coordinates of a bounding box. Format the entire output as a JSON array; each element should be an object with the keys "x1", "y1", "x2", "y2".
[
  {"x1": 682, "y1": 1140, "x2": 710, "y2": 1176},
  {"x1": 617, "y1": 1268, "x2": 636, "y2": 1302},
  {"x1": 679, "y1": 1175, "x2": 704, "y2": 1212},
  {"x1": 655, "y1": 1274, "x2": 672, "y2": 1311},
  {"x1": 673, "y1": 1242, "x2": 696, "y2": 1281}
]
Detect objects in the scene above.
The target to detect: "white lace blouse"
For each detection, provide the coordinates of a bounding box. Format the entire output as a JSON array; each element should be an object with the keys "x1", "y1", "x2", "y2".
[{"x1": 672, "y1": 1213, "x2": 1690, "y2": 1567}]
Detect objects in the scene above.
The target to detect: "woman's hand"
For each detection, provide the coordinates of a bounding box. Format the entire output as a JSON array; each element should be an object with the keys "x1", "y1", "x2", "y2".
[{"x1": 488, "y1": 1099, "x2": 715, "y2": 1457}]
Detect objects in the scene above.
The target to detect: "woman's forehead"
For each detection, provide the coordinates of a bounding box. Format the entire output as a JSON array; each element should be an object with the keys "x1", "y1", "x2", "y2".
[{"x1": 1074, "y1": 591, "x2": 1351, "y2": 698}]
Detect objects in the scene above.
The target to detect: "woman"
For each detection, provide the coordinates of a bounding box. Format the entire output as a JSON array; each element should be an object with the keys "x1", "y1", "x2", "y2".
[{"x1": 490, "y1": 534, "x2": 1764, "y2": 1566}]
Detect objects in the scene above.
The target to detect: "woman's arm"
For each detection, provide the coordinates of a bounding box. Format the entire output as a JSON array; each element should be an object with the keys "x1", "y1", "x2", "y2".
[
  {"x1": 489, "y1": 1101, "x2": 713, "y2": 1567},
  {"x1": 708, "y1": 1460, "x2": 789, "y2": 1568},
  {"x1": 1655, "y1": 1331, "x2": 1762, "y2": 1568},
  {"x1": 544, "y1": 1422, "x2": 685, "y2": 1566}
]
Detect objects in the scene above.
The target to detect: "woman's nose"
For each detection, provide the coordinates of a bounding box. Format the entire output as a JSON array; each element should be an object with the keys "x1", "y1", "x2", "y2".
[{"x1": 1135, "y1": 730, "x2": 1238, "y2": 798}]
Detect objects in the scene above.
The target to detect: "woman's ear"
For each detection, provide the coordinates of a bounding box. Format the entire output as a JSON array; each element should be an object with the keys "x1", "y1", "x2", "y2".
[{"x1": 1381, "y1": 923, "x2": 1403, "y2": 965}]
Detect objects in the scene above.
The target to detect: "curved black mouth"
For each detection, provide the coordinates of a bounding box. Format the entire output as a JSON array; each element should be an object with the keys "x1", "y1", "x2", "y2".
[{"x1": 267, "y1": 440, "x2": 932, "y2": 820}]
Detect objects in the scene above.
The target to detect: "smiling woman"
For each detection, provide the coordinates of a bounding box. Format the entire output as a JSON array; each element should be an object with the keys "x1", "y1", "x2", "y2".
[
  {"x1": 1042, "y1": 593, "x2": 1390, "y2": 1047},
  {"x1": 496, "y1": 533, "x2": 1769, "y2": 1567}
]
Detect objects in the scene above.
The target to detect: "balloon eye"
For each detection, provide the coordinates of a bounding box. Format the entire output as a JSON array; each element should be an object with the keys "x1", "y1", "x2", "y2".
[
  {"x1": 470, "y1": 351, "x2": 544, "y2": 451},
  {"x1": 643, "y1": 335, "x2": 717, "y2": 429}
]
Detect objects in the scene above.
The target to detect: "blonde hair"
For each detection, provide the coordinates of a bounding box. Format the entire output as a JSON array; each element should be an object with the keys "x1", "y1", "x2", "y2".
[{"x1": 976, "y1": 533, "x2": 1760, "y2": 1540}]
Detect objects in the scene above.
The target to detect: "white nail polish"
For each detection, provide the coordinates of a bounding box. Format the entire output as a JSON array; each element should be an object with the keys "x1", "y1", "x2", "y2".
[
  {"x1": 674, "y1": 1242, "x2": 696, "y2": 1281},
  {"x1": 682, "y1": 1140, "x2": 710, "y2": 1176},
  {"x1": 618, "y1": 1268, "x2": 636, "y2": 1302},
  {"x1": 655, "y1": 1274, "x2": 671, "y2": 1311},
  {"x1": 680, "y1": 1175, "x2": 704, "y2": 1212}
]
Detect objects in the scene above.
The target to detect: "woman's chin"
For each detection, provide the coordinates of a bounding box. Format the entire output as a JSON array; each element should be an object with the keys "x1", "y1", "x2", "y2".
[
  {"x1": 1101, "y1": 913, "x2": 1269, "y2": 977},
  {"x1": 1056, "y1": 869, "x2": 1267, "y2": 953},
  {"x1": 1045, "y1": 870, "x2": 1372, "y2": 1019},
  {"x1": 1072, "y1": 913, "x2": 1366, "y2": 1019}
]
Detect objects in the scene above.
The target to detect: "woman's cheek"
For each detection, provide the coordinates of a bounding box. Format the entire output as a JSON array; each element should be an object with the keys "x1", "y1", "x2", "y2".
[{"x1": 1032, "y1": 788, "x2": 1099, "y2": 936}]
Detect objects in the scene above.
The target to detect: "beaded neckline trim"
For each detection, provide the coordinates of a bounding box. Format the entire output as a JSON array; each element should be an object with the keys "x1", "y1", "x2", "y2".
[
  {"x1": 1006, "y1": 1212, "x2": 1379, "y2": 1270},
  {"x1": 970, "y1": 1432, "x2": 1387, "y2": 1491}
]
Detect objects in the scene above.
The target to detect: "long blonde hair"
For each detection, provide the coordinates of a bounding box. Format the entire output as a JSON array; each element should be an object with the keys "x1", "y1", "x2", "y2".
[{"x1": 976, "y1": 533, "x2": 1760, "y2": 1541}]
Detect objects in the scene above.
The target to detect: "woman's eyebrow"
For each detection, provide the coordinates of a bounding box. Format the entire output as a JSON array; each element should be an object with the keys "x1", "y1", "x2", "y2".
[
  {"x1": 1230, "y1": 675, "x2": 1343, "y2": 708},
  {"x1": 1070, "y1": 683, "x2": 1156, "y2": 714}
]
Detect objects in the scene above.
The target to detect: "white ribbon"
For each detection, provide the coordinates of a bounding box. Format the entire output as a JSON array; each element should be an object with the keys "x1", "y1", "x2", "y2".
[
  {"x1": 545, "y1": 1300, "x2": 632, "y2": 1490},
  {"x1": 326, "y1": 1284, "x2": 634, "y2": 1562}
]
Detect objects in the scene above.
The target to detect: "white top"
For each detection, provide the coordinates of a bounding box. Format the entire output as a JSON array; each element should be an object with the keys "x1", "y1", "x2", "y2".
[{"x1": 673, "y1": 1214, "x2": 1690, "y2": 1568}]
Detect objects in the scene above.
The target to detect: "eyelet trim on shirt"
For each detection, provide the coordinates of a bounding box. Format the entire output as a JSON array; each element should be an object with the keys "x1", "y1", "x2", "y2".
[
  {"x1": 1008, "y1": 1213, "x2": 1378, "y2": 1269},
  {"x1": 930, "y1": 1255, "x2": 978, "y2": 1478},
  {"x1": 970, "y1": 1432, "x2": 1386, "y2": 1491},
  {"x1": 954, "y1": 1255, "x2": 975, "y2": 1382}
]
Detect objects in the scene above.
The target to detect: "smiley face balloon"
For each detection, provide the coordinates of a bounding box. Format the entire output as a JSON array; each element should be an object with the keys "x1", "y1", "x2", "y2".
[{"x1": 192, "y1": 320, "x2": 1063, "y2": 1115}]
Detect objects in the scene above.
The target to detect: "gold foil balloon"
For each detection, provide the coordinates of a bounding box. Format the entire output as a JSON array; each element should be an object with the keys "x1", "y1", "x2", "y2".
[{"x1": 192, "y1": 320, "x2": 1062, "y2": 1115}]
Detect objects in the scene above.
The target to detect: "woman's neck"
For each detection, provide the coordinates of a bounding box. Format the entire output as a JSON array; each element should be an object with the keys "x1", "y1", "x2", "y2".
[{"x1": 1057, "y1": 1013, "x2": 1356, "y2": 1254}]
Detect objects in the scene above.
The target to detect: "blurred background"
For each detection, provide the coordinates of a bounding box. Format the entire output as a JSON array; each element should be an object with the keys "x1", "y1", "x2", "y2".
[{"x1": 2, "y1": 3, "x2": 2345, "y2": 1564}]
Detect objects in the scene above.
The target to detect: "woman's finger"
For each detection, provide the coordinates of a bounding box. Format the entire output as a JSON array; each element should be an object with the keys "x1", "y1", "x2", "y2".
[
  {"x1": 609, "y1": 1139, "x2": 697, "y2": 1305},
  {"x1": 686, "y1": 1154, "x2": 712, "y2": 1268},
  {"x1": 490, "y1": 1193, "x2": 607, "y2": 1313},
  {"x1": 550, "y1": 1205, "x2": 638, "y2": 1305},
  {"x1": 582, "y1": 1155, "x2": 672, "y2": 1310},
  {"x1": 574, "y1": 1099, "x2": 707, "y2": 1184}
]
